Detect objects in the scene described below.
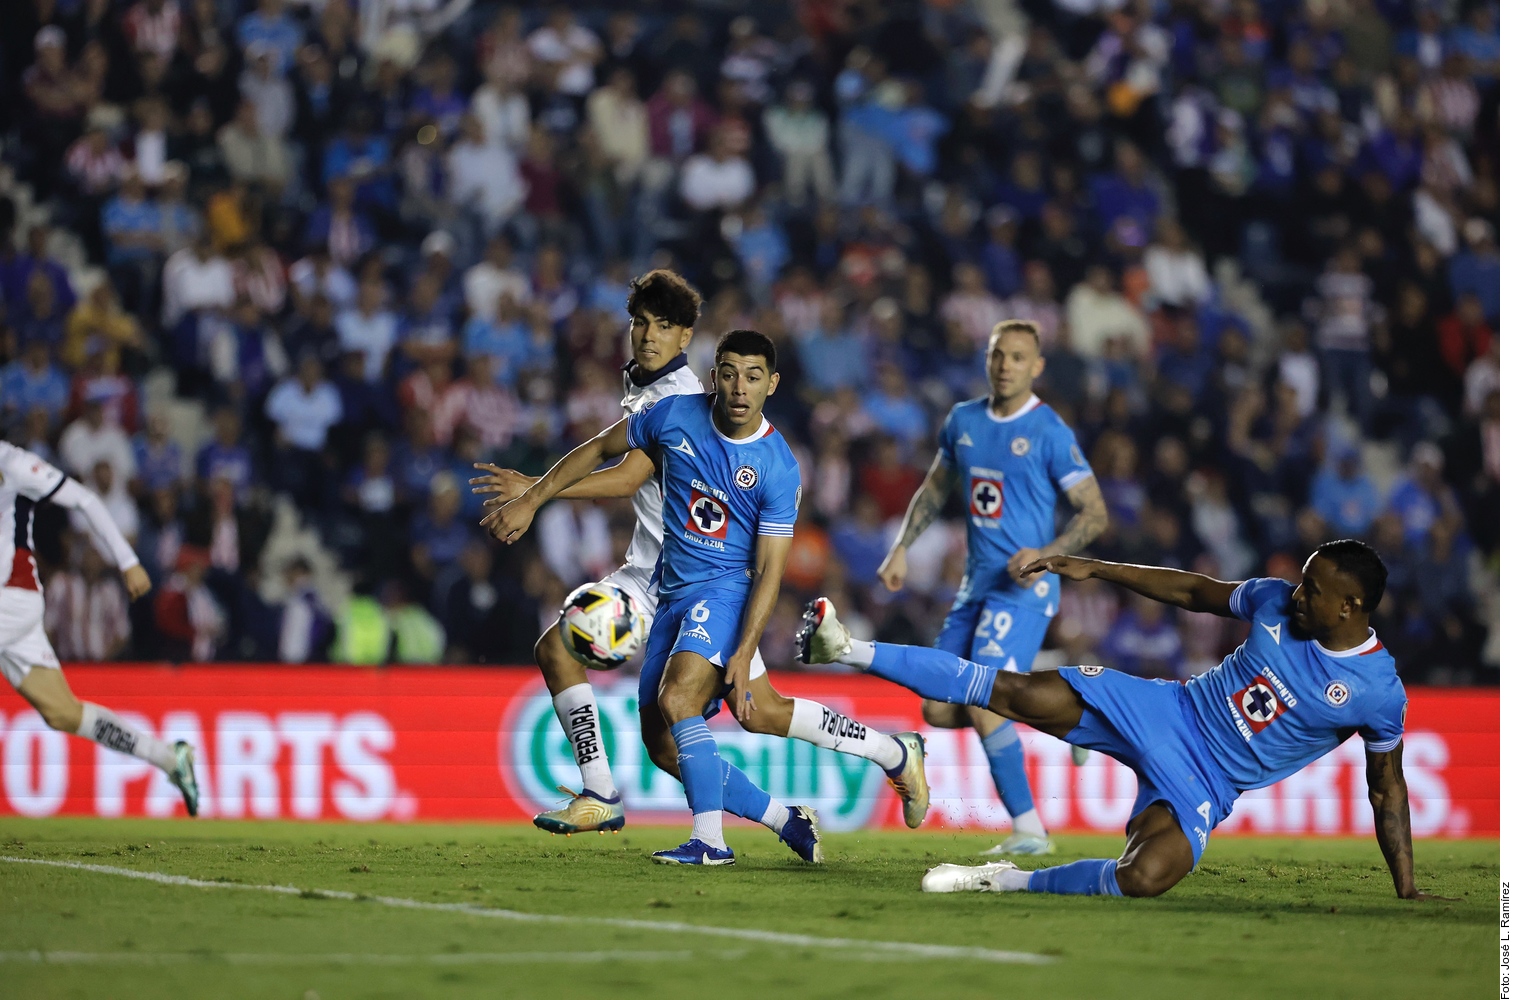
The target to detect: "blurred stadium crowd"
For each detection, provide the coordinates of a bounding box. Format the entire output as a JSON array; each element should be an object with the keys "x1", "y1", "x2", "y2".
[{"x1": 0, "y1": 0, "x2": 1497, "y2": 683}]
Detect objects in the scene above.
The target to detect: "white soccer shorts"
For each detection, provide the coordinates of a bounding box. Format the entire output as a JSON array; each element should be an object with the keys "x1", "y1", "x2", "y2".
[
  {"x1": 0, "y1": 588, "x2": 61, "y2": 689},
  {"x1": 599, "y1": 563, "x2": 766, "y2": 679}
]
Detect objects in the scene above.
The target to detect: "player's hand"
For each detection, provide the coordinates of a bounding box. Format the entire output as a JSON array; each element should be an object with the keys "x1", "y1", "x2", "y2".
[
  {"x1": 876, "y1": 546, "x2": 908, "y2": 592},
  {"x1": 725, "y1": 651, "x2": 754, "y2": 722},
  {"x1": 1022, "y1": 554, "x2": 1098, "y2": 581},
  {"x1": 481, "y1": 495, "x2": 537, "y2": 544},
  {"x1": 470, "y1": 463, "x2": 535, "y2": 503},
  {"x1": 121, "y1": 564, "x2": 152, "y2": 601},
  {"x1": 1006, "y1": 547, "x2": 1045, "y2": 587}
]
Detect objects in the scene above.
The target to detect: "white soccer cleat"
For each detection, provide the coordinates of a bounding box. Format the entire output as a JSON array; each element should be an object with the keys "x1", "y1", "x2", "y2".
[
  {"x1": 980, "y1": 831, "x2": 1055, "y2": 856},
  {"x1": 921, "y1": 861, "x2": 1023, "y2": 893},
  {"x1": 795, "y1": 597, "x2": 853, "y2": 666}
]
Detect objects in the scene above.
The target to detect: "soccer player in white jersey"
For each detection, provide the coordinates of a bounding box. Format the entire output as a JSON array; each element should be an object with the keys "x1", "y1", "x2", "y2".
[
  {"x1": 0, "y1": 440, "x2": 199, "y2": 815},
  {"x1": 800, "y1": 540, "x2": 1454, "y2": 901},
  {"x1": 473, "y1": 270, "x2": 928, "y2": 839}
]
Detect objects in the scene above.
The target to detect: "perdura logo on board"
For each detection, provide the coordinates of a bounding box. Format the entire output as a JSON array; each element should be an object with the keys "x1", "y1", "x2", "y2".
[{"x1": 499, "y1": 680, "x2": 888, "y2": 831}]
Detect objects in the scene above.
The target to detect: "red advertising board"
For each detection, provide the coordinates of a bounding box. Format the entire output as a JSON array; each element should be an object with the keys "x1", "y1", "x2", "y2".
[{"x1": 0, "y1": 665, "x2": 1496, "y2": 838}]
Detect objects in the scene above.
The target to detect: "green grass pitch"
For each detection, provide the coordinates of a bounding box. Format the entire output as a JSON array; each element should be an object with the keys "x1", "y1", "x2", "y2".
[{"x1": 0, "y1": 817, "x2": 1494, "y2": 1000}]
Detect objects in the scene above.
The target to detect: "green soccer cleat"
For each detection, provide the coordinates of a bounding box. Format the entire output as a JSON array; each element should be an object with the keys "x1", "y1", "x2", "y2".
[
  {"x1": 980, "y1": 831, "x2": 1055, "y2": 856},
  {"x1": 532, "y1": 788, "x2": 626, "y2": 835},
  {"x1": 169, "y1": 741, "x2": 200, "y2": 817},
  {"x1": 887, "y1": 732, "x2": 931, "y2": 829}
]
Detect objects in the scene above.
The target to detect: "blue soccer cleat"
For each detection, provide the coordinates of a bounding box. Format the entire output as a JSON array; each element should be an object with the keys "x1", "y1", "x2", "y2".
[
  {"x1": 778, "y1": 805, "x2": 824, "y2": 863},
  {"x1": 651, "y1": 839, "x2": 736, "y2": 866}
]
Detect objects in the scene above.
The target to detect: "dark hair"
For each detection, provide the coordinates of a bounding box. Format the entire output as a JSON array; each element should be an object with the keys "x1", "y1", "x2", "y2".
[
  {"x1": 1314, "y1": 539, "x2": 1388, "y2": 613},
  {"x1": 715, "y1": 329, "x2": 777, "y2": 372},
  {"x1": 626, "y1": 269, "x2": 702, "y2": 329}
]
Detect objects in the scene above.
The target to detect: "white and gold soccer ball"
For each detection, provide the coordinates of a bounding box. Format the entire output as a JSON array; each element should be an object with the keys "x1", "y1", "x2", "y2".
[{"x1": 558, "y1": 582, "x2": 649, "y2": 669}]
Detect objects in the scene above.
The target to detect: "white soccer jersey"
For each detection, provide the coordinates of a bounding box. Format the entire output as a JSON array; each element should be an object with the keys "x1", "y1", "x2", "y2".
[
  {"x1": 0, "y1": 442, "x2": 68, "y2": 591},
  {"x1": 619, "y1": 356, "x2": 705, "y2": 578}
]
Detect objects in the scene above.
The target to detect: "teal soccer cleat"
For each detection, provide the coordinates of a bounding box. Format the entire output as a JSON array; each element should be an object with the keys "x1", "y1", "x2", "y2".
[{"x1": 169, "y1": 741, "x2": 200, "y2": 817}]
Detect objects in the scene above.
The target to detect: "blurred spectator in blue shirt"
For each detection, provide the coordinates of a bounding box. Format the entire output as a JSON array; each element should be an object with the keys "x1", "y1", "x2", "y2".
[
  {"x1": 1102, "y1": 596, "x2": 1184, "y2": 679},
  {"x1": 132, "y1": 411, "x2": 184, "y2": 494},
  {"x1": 0, "y1": 339, "x2": 70, "y2": 428},
  {"x1": 1447, "y1": 218, "x2": 1499, "y2": 322},
  {"x1": 1309, "y1": 445, "x2": 1382, "y2": 536},
  {"x1": 796, "y1": 297, "x2": 870, "y2": 396},
  {"x1": 1388, "y1": 441, "x2": 1460, "y2": 550},
  {"x1": 862, "y1": 363, "x2": 930, "y2": 449},
  {"x1": 462, "y1": 293, "x2": 530, "y2": 387},
  {"x1": 197, "y1": 407, "x2": 254, "y2": 499},
  {"x1": 830, "y1": 494, "x2": 892, "y2": 587},
  {"x1": 237, "y1": 0, "x2": 303, "y2": 73},
  {"x1": 335, "y1": 278, "x2": 398, "y2": 384},
  {"x1": 979, "y1": 206, "x2": 1022, "y2": 299}
]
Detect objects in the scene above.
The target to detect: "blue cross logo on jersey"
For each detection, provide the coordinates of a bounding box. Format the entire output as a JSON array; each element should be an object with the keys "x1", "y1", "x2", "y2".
[{"x1": 691, "y1": 496, "x2": 725, "y2": 533}]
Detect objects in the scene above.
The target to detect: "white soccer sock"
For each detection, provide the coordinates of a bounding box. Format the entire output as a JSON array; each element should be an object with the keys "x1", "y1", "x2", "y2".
[
  {"x1": 551, "y1": 684, "x2": 616, "y2": 798},
  {"x1": 989, "y1": 865, "x2": 1033, "y2": 892},
  {"x1": 76, "y1": 703, "x2": 177, "y2": 772},
  {"x1": 760, "y1": 798, "x2": 789, "y2": 834},
  {"x1": 787, "y1": 699, "x2": 905, "y2": 771},
  {"x1": 837, "y1": 639, "x2": 876, "y2": 668},
  {"x1": 691, "y1": 810, "x2": 726, "y2": 850},
  {"x1": 1012, "y1": 809, "x2": 1048, "y2": 839}
]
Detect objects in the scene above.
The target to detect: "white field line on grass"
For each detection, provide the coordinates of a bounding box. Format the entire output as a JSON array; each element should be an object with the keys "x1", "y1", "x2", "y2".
[
  {"x1": 0, "y1": 856, "x2": 1052, "y2": 966},
  {"x1": 0, "y1": 950, "x2": 712, "y2": 965}
]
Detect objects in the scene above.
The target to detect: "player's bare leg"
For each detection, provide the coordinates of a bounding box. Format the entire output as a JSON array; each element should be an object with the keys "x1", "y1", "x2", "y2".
[
  {"x1": 736, "y1": 672, "x2": 929, "y2": 828},
  {"x1": 17, "y1": 666, "x2": 199, "y2": 816},
  {"x1": 530, "y1": 625, "x2": 624, "y2": 835},
  {"x1": 648, "y1": 653, "x2": 822, "y2": 864}
]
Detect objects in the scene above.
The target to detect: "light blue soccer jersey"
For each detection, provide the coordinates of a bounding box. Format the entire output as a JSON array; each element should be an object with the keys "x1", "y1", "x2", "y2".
[
  {"x1": 625, "y1": 393, "x2": 803, "y2": 604},
  {"x1": 937, "y1": 394, "x2": 1092, "y2": 609},
  {"x1": 1185, "y1": 578, "x2": 1408, "y2": 791}
]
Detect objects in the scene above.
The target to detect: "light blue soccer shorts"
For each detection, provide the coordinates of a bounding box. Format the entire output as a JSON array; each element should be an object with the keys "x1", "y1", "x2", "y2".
[
  {"x1": 638, "y1": 589, "x2": 757, "y2": 718},
  {"x1": 1060, "y1": 666, "x2": 1238, "y2": 868},
  {"x1": 935, "y1": 592, "x2": 1051, "y2": 672}
]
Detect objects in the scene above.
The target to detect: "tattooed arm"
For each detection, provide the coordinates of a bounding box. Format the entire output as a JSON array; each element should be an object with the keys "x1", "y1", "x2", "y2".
[
  {"x1": 1366, "y1": 742, "x2": 1455, "y2": 901},
  {"x1": 1006, "y1": 475, "x2": 1110, "y2": 584},
  {"x1": 877, "y1": 453, "x2": 956, "y2": 592}
]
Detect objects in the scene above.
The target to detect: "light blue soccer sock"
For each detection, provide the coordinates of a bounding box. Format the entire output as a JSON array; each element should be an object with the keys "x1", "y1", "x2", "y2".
[
  {"x1": 670, "y1": 716, "x2": 726, "y2": 848},
  {"x1": 721, "y1": 758, "x2": 787, "y2": 833},
  {"x1": 1026, "y1": 859, "x2": 1123, "y2": 896},
  {"x1": 981, "y1": 721, "x2": 1037, "y2": 819},
  {"x1": 866, "y1": 642, "x2": 998, "y2": 709}
]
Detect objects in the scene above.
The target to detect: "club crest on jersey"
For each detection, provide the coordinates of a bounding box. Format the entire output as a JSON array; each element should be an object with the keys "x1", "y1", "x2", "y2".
[
  {"x1": 1232, "y1": 675, "x2": 1288, "y2": 734},
  {"x1": 1077, "y1": 665, "x2": 1104, "y2": 676},
  {"x1": 1071, "y1": 443, "x2": 1087, "y2": 467},
  {"x1": 1324, "y1": 680, "x2": 1351, "y2": 706},
  {"x1": 734, "y1": 465, "x2": 758, "y2": 490},
  {"x1": 1010, "y1": 437, "x2": 1031, "y2": 456},
  {"x1": 795, "y1": 486, "x2": 802, "y2": 510},
  {"x1": 686, "y1": 489, "x2": 729, "y2": 539},
  {"x1": 969, "y1": 477, "x2": 1004, "y2": 518},
  {"x1": 1034, "y1": 580, "x2": 1050, "y2": 598}
]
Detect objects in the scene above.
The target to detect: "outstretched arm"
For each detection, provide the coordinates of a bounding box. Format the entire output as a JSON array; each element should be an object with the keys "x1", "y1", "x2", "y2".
[
  {"x1": 49, "y1": 478, "x2": 152, "y2": 600},
  {"x1": 1365, "y1": 742, "x2": 1456, "y2": 901},
  {"x1": 1007, "y1": 476, "x2": 1110, "y2": 583},
  {"x1": 878, "y1": 453, "x2": 956, "y2": 591},
  {"x1": 472, "y1": 449, "x2": 655, "y2": 505},
  {"x1": 482, "y1": 417, "x2": 632, "y2": 543},
  {"x1": 1021, "y1": 555, "x2": 1240, "y2": 616}
]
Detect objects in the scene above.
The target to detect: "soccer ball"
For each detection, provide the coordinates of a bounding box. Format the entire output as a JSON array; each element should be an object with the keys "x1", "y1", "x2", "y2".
[{"x1": 559, "y1": 582, "x2": 648, "y2": 670}]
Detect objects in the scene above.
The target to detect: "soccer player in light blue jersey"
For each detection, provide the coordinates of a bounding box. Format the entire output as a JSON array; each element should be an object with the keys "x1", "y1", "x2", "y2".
[
  {"x1": 801, "y1": 540, "x2": 1455, "y2": 902},
  {"x1": 488, "y1": 330, "x2": 927, "y2": 865},
  {"x1": 878, "y1": 319, "x2": 1108, "y2": 855}
]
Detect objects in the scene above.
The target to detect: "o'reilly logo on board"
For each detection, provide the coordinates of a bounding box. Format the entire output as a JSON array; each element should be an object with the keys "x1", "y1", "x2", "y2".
[{"x1": 499, "y1": 680, "x2": 886, "y2": 831}]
